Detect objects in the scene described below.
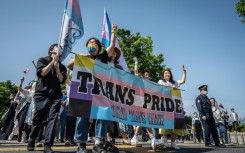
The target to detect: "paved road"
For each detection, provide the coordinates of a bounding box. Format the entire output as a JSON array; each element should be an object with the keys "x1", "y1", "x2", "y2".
[{"x1": 0, "y1": 139, "x2": 245, "y2": 153}]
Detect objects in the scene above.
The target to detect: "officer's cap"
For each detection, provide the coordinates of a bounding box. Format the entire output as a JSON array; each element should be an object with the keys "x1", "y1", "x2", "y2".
[{"x1": 198, "y1": 85, "x2": 208, "y2": 90}]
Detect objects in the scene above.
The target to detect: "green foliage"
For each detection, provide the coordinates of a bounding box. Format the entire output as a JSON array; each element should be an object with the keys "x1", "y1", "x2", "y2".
[
  {"x1": 116, "y1": 28, "x2": 165, "y2": 82},
  {"x1": 0, "y1": 80, "x2": 18, "y2": 124},
  {"x1": 236, "y1": 0, "x2": 245, "y2": 24},
  {"x1": 184, "y1": 115, "x2": 192, "y2": 127}
]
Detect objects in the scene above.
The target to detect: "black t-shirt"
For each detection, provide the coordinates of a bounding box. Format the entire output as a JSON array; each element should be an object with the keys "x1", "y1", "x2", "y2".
[
  {"x1": 92, "y1": 48, "x2": 109, "y2": 64},
  {"x1": 35, "y1": 56, "x2": 67, "y2": 96}
]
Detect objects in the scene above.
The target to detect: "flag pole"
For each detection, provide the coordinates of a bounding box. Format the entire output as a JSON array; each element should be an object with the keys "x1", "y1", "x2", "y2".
[
  {"x1": 57, "y1": 0, "x2": 68, "y2": 54},
  {"x1": 32, "y1": 61, "x2": 37, "y2": 69}
]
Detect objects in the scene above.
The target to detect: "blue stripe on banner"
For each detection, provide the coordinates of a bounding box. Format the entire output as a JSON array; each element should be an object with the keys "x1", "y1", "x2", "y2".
[
  {"x1": 90, "y1": 105, "x2": 174, "y2": 129},
  {"x1": 93, "y1": 61, "x2": 172, "y2": 96}
]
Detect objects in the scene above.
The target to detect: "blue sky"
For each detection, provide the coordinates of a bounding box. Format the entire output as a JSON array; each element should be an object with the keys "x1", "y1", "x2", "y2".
[{"x1": 0, "y1": 0, "x2": 244, "y2": 118}]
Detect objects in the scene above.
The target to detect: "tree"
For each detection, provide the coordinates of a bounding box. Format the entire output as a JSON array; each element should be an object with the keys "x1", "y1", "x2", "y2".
[
  {"x1": 185, "y1": 115, "x2": 192, "y2": 128},
  {"x1": 117, "y1": 28, "x2": 165, "y2": 82},
  {"x1": 236, "y1": 0, "x2": 245, "y2": 24},
  {"x1": 0, "y1": 80, "x2": 18, "y2": 124}
]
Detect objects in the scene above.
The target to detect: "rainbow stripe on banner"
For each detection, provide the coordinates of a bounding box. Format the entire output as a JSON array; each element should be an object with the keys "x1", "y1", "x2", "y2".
[{"x1": 69, "y1": 55, "x2": 185, "y2": 129}]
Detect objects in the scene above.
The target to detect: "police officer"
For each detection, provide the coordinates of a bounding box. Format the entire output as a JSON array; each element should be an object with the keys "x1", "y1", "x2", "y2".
[{"x1": 195, "y1": 85, "x2": 224, "y2": 147}]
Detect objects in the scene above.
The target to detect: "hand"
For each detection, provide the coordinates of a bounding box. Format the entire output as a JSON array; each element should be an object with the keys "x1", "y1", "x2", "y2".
[
  {"x1": 112, "y1": 23, "x2": 117, "y2": 30},
  {"x1": 51, "y1": 54, "x2": 59, "y2": 64},
  {"x1": 54, "y1": 61, "x2": 59, "y2": 70},
  {"x1": 20, "y1": 77, "x2": 24, "y2": 83},
  {"x1": 182, "y1": 65, "x2": 186, "y2": 71},
  {"x1": 202, "y1": 116, "x2": 207, "y2": 120},
  {"x1": 133, "y1": 57, "x2": 138, "y2": 62},
  {"x1": 172, "y1": 86, "x2": 178, "y2": 90}
]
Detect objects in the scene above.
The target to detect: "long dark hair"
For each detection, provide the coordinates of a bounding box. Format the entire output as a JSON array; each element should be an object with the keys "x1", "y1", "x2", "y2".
[{"x1": 161, "y1": 69, "x2": 175, "y2": 84}]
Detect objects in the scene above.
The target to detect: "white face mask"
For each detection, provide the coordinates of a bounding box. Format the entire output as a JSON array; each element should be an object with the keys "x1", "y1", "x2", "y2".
[{"x1": 202, "y1": 91, "x2": 208, "y2": 95}]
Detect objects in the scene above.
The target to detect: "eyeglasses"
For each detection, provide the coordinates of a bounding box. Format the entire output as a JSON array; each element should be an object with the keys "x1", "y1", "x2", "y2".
[{"x1": 49, "y1": 52, "x2": 57, "y2": 55}]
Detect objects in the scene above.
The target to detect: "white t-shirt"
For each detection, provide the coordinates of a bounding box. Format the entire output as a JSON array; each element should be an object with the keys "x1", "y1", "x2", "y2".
[
  {"x1": 158, "y1": 79, "x2": 180, "y2": 88},
  {"x1": 21, "y1": 89, "x2": 32, "y2": 103}
]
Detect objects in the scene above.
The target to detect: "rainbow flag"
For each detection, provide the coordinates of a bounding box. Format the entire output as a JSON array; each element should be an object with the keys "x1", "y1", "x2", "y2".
[
  {"x1": 59, "y1": 0, "x2": 84, "y2": 61},
  {"x1": 68, "y1": 55, "x2": 185, "y2": 129}
]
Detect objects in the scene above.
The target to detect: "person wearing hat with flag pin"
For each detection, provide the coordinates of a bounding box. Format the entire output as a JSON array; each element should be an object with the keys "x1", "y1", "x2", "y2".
[{"x1": 195, "y1": 85, "x2": 225, "y2": 147}]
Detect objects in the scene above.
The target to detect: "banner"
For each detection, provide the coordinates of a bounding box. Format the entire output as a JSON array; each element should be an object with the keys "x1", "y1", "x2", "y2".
[{"x1": 69, "y1": 55, "x2": 184, "y2": 129}]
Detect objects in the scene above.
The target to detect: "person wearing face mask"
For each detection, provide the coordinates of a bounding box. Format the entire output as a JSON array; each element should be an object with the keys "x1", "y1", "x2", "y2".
[
  {"x1": 27, "y1": 44, "x2": 67, "y2": 153},
  {"x1": 67, "y1": 24, "x2": 118, "y2": 153},
  {"x1": 195, "y1": 85, "x2": 224, "y2": 148}
]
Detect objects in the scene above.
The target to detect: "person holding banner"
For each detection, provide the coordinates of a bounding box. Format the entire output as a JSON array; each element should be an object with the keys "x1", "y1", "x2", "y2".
[
  {"x1": 158, "y1": 66, "x2": 187, "y2": 150},
  {"x1": 130, "y1": 57, "x2": 164, "y2": 150},
  {"x1": 67, "y1": 24, "x2": 118, "y2": 153},
  {"x1": 27, "y1": 44, "x2": 67, "y2": 153}
]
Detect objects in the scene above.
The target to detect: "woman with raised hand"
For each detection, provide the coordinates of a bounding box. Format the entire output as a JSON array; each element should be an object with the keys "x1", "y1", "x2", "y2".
[{"x1": 158, "y1": 65, "x2": 187, "y2": 150}]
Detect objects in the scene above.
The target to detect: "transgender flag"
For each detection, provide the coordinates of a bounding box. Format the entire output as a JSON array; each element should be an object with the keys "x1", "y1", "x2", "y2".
[
  {"x1": 59, "y1": 0, "x2": 84, "y2": 61},
  {"x1": 101, "y1": 9, "x2": 130, "y2": 72}
]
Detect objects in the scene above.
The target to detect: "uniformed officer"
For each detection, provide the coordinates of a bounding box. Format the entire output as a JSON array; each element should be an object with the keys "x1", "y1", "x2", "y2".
[{"x1": 195, "y1": 85, "x2": 223, "y2": 147}]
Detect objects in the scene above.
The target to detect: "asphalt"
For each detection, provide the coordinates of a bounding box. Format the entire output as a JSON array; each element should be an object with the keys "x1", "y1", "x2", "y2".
[
  {"x1": 0, "y1": 139, "x2": 245, "y2": 153},
  {"x1": 1, "y1": 132, "x2": 245, "y2": 153}
]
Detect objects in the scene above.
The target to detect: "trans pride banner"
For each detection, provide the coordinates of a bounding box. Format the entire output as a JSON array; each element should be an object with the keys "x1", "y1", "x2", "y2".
[{"x1": 68, "y1": 55, "x2": 185, "y2": 129}]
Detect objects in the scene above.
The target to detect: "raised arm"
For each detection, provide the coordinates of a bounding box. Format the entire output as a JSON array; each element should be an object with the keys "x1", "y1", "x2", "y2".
[
  {"x1": 133, "y1": 57, "x2": 139, "y2": 76},
  {"x1": 18, "y1": 77, "x2": 24, "y2": 94},
  {"x1": 179, "y1": 65, "x2": 186, "y2": 85},
  {"x1": 106, "y1": 24, "x2": 117, "y2": 57}
]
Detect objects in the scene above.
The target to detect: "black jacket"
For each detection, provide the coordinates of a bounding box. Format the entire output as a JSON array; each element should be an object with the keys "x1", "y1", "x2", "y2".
[{"x1": 35, "y1": 56, "x2": 67, "y2": 96}]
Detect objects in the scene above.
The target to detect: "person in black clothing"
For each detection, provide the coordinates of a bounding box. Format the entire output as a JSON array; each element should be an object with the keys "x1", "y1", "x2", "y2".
[
  {"x1": 192, "y1": 112, "x2": 203, "y2": 143},
  {"x1": 27, "y1": 44, "x2": 67, "y2": 153},
  {"x1": 195, "y1": 85, "x2": 225, "y2": 148},
  {"x1": 1, "y1": 94, "x2": 18, "y2": 140}
]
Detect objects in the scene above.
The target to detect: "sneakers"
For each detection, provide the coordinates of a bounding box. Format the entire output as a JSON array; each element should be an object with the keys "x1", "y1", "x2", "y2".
[
  {"x1": 65, "y1": 140, "x2": 71, "y2": 146},
  {"x1": 131, "y1": 136, "x2": 142, "y2": 147},
  {"x1": 160, "y1": 136, "x2": 169, "y2": 147},
  {"x1": 77, "y1": 143, "x2": 87, "y2": 153},
  {"x1": 170, "y1": 142, "x2": 180, "y2": 150},
  {"x1": 87, "y1": 137, "x2": 94, "y2": 143},
  {"x1": 44, "y1": 145, "x2": 54, "y2": 153},
  {"x1": 151, "y1": 138, "x2": 164, "y2": 150},
  {"x1": 36, "y1": 142, "x2": 43, "y2": 147},
  {"x1": 92, "y1": 143, "x2": 107, "y2": 153},
  {"x1": 105, "y1": 141, "x2": 119, "y2": 152},
  {"x1": 27, "y1": 141, "x2": 35, "y2": 151}
]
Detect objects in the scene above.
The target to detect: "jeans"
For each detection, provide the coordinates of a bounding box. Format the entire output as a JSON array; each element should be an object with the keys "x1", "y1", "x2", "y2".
[
  {"x1": 95, "y1": 119, "x2": 107, "y2": 138},
  {"x1": 215, "y1": 123, "x2": 227, "y2": 139},
  {"x1": 74, "y1": 118, "x2": 107, "y2": 143},
  {"x1": 152, "y1": 128, "x2": 159, "y2": 139}
]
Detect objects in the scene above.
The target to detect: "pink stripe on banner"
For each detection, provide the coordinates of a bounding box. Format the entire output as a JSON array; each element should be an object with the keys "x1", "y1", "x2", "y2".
[
  {"x1": 69, "y1": 81, "x2": 93, "y2": 101},
  {"x1": 93, "y1": 72, "x2": 172, "y2": 99},
  {"x1": 92, "y1": 95, "x2": 174, "y2": 120}
]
